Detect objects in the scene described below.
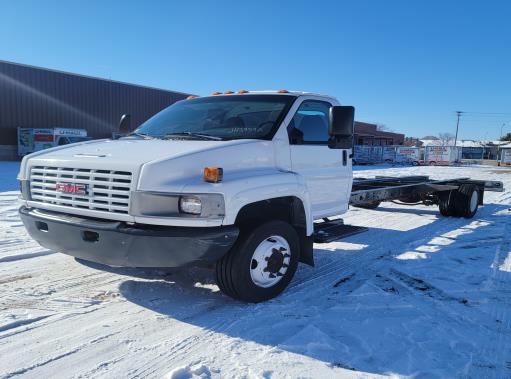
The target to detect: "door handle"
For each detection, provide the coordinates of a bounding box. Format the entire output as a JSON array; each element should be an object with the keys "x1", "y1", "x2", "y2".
[{"x1": 343, "y1": 150, "x2": 348, "y2": 166}]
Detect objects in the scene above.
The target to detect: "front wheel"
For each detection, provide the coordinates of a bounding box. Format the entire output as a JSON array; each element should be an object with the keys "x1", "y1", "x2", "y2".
[{"x1": 215, "y1": 221, "x2": 299, "y2": 302}]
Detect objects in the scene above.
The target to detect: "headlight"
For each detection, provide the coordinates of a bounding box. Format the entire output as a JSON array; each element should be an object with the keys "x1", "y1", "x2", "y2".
[
  {"x1": 179, "y1": 196, "x2": 202, "y2": 215},
  {"x1": 130, "y1": 192, "x2": 224, "y2": 218}
]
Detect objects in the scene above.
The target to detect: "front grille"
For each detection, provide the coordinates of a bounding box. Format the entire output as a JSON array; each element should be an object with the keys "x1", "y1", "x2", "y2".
[{"x1": 29, "y1": 166, "x2": 132, "y2": 214}]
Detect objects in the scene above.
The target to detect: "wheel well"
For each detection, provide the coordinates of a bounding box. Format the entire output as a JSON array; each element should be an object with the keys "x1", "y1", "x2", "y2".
[
  {"x1": 235, "y1": 196, "x2": 306, "y2": 230},
  {"x1": 235, "y1": 196, "x2": 313, "y2": 266}
]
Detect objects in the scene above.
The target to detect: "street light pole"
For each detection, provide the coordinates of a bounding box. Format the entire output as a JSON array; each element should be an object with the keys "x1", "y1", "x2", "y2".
[{"x1": 454, "y1": 111, "x2": 462, "y2": 146}]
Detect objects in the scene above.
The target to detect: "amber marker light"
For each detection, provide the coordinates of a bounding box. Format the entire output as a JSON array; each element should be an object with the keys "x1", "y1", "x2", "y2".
[
  {"x1": 203, "y1": 167, "x2": 223, "y2": 183},
  {"x1": 224, "y1": 90, "x2": 234, "y2": 94},
  {"x1": 211, "y1": 91, "x2": 222, "y2": 95},
  {"x1": 277, "y1": 89, "x2": 289, "y2": 93},
  {"x1": 237, "y1": 89, "x2": 249, "y2": 94}
]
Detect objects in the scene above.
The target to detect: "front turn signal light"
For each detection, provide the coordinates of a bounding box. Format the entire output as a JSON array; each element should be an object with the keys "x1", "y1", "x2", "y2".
[{"x1": 204, "y1": 167, "x2": 223, "y2": 183}]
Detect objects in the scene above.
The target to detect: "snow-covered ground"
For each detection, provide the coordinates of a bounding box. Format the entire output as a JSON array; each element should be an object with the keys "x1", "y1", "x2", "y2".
[{"x1": 1, "y1": 162, "x2": 510, "y2": 378}]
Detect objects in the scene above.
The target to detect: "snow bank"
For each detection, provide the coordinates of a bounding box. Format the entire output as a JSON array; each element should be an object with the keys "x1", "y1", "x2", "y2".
[{"x1": 0, "y1": 161, "x2": 20, "y2": 192}]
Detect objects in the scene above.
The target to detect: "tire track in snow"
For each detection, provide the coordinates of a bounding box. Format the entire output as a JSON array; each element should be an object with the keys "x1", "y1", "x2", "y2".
[{"x1": 466, "y1": 212, "x2": 511, "y2": 378}]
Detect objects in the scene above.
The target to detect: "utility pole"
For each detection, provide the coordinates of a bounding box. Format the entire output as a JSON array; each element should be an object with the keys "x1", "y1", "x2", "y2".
[
  {"x1": 454, "y1": 111, "x2": 463, "y2": 147},
  {"x1": 498, "y1": 123, "x2": 507, "y2": 162}
]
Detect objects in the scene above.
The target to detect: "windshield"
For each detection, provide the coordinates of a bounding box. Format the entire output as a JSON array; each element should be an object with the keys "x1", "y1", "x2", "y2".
[{"x1": 133, "y1": 95, "x2": 296, "y2": 141}]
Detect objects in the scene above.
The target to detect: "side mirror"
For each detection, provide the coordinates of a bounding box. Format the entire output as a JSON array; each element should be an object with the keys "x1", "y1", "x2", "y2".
[
  {"x1": 119, "y1": 114, "x2": 132, "y2": 134},
  {"x1": 328, "y1": 106, "x2": 354, "y2": 149}
]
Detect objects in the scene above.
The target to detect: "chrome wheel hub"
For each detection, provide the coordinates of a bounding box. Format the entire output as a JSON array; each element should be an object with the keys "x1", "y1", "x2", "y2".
[{"x1": 249, "y1": 235, "x2": 291, "y2": 288}]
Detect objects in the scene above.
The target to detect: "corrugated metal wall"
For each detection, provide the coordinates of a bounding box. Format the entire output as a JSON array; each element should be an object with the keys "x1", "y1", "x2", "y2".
[{"x1": 0, "y1": 61, "x2": 191, "y2": 145}]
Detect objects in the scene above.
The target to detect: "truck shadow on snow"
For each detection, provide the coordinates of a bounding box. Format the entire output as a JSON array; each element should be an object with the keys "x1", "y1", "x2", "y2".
[{"x1": 114, "y1": 203, "x2": 511, "y2": 377}]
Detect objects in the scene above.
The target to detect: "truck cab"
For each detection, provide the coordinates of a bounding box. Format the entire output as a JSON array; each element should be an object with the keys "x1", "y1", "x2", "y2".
[{"x1": 18, "y1": 91, "x2": 355, "y2": 302}]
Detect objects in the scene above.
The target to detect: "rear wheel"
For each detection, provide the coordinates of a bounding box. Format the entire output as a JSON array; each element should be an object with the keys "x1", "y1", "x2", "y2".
[
  {"x1": 453, "y1": 184, "x2": 479, "y2": 218},
  {"x1": 215, "y1": 220, "x2": 299, "y2": 302},
  {"x1": 438, "y1": 191, "x2": 455, "y2": 216}
]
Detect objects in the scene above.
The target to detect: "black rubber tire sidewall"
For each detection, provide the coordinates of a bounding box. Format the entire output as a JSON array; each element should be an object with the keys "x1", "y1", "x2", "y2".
[
  {"x1": 438, "y1": 191, "x2": 454, "y2": 216},
  {"x1": 216, "y1": 220, "x2": 299, "y2": 302},
  {"x1": 453, "y1": 184, "x2": 479, "y2": 218}
]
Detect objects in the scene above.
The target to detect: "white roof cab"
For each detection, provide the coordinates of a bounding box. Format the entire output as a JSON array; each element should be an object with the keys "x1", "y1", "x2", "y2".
[{"x1": 18, "y1": 90, "x2": 503, "y2": 302}]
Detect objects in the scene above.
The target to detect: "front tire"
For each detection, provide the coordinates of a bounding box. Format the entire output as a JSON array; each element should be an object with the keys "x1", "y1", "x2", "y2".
[{"x1": 215, "y1": 221, "x2": 299, "y2": 302}]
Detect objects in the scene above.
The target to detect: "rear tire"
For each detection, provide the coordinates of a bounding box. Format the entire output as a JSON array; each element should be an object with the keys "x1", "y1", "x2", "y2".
[
  {"x1": 438, "y1": 191, "x2": 455, "y2": 216},
  {"x1": 453, "y1": 184, "x2": 479, "y2": 218},
  {"x1": 215, "y1": 220, "x2": 299, "y2": 302}
]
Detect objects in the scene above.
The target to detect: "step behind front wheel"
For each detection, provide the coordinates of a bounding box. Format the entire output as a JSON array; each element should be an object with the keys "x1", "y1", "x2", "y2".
[{"x1": 215, "y1": 221, "x2": 299, "y2": 302}]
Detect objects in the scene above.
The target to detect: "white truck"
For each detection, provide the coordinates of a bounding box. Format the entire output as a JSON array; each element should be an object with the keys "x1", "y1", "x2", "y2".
[{"x1": 17, "y1": 91, "x2": 504, "y2": 302}]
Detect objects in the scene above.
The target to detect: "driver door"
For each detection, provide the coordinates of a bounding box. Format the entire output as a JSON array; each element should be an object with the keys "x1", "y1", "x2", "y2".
[{"x1": 288, "y1": 99, "x2": 352, "y2": 219}]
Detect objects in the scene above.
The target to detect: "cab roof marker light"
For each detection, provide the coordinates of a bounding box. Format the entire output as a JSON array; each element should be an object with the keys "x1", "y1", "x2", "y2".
[
  {"x1": 224, "y1": 90, "x2": 234, "y2": 95},
  {"x1": 211, "y1": 91, "x2": 222, "y2": 95},
  {"x1": 186, "y1": 95, "x2": 199, "y2": 99},
  {"x1": 277, "y1": 89, "x2": 289, "y2": 93},
  {"x1": 237, "y1": 89, "x2": 249, "y2": 94}
]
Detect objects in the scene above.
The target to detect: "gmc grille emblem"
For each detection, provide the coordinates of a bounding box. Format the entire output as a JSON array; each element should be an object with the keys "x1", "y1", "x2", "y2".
[{"x1": 55, "y1": 182, "x2": 88, "y2": 195}]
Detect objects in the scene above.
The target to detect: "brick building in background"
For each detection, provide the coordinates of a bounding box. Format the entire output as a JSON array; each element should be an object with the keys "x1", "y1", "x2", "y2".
[
  {"x1": 354, "y1": 121, "x2": 405, "y2": 146},
  {"x1": 0, "y1": 60, "x2": 191, "y2": 160}
]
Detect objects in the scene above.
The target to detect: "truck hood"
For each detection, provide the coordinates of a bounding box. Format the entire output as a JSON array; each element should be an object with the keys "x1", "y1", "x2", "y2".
[
  {"x1": 25, "y1": 138, "x2": 252, "y2": 168},
  {"x1": 21, "y1": 138, "x2": 278, "y2": 190}
]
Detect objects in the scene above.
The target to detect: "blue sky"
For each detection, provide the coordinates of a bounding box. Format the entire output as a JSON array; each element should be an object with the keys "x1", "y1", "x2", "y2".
[{"x1": 1, "y1": 0, "x2": 510, "y2": 140}]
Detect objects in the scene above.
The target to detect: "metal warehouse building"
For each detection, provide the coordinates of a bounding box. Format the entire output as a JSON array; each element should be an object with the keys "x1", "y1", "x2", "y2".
[{"x1": 0, "y1": 60, "x2": 191, "y2": 160}]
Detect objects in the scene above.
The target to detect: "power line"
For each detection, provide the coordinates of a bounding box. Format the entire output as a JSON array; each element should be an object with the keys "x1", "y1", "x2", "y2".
[{"x1": 461, "y1": 111, "x2": 511, "y2": 116}]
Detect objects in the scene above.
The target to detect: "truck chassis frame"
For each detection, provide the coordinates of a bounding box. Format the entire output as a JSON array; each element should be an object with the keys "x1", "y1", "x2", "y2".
[{"x1": 313, "y1": 175, "x2": 503, "y2": 244}]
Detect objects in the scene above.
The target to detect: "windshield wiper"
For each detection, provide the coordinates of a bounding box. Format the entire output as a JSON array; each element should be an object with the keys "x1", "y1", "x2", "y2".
[
  {"x1": 126, "y1": 131, "x2": 154, "y2": 139},
  {"x1": 162, "y1": 132, "x2": 224, "y2": 141}
]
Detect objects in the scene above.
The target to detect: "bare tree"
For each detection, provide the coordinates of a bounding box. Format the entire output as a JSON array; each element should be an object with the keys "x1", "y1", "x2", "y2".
[
  {"x1": 376, "y1": 124, "x2": 393, "y2": 132},
  {"x1": 422, "y1": 135, "x2": 439, "y2": 140},
  {"x1": 438, "y1": 133, "x2": 455, "y2": 145}
]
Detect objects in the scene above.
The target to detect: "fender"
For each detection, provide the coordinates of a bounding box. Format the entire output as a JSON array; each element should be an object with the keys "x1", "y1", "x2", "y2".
[{"x1": 223, "y1": 177, "x2": 314, "y2": 236}]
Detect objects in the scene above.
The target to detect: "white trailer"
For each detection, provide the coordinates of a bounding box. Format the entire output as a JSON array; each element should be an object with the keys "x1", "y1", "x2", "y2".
[
  {"x1": 382, "y1": 146, "x2": 396, "y2": 163},
  {"x1": 395, "y1": 146, "x2": 420, "y2": 165},
  {"x1": 500, "y1": 147, "x2": 511, "y2": 166},
  {"x1": 18, "y1": 128, "x2": 89, "y2": 156},
  {"x1": 423, "y1": 146, "x2": 462, "y2": 166}
]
